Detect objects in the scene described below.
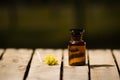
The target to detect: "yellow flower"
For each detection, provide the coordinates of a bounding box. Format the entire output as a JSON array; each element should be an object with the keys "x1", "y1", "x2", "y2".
[{"x1": 45, "y1": 54, "x2": 58, "y2": 65}]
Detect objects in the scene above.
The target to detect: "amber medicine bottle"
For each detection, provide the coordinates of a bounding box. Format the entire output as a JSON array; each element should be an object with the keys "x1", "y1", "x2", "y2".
[{"x1": 68, "y1": 28, "x2": 86, "y2": 66}]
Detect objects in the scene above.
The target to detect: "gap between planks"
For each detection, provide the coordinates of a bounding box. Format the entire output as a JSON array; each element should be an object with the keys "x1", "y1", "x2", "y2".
[
  {"x1": 0, "y1": 49, "x2": 5, "y2": 59},
  {"x1": 23, "y1": 49, "x2": 35, "y2": 80},
  {"x1": 88, "y1": 49, "x2": 119, "y2": 80},
  {"x1": 0, "y1": 48, "x2": 33, "y2": 80},
  {"x1": 0, "y1": 49, "x2": 119, "y2": 80},
  {"x1": 27, "y1": 49, "x2": 63, "y2": 80},
  {"x1": 112, "y1": 50, "x2": 120, "y2": 75}
]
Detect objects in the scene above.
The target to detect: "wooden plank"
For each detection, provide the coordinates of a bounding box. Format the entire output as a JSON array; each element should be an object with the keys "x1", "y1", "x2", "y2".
[
  {"x1": 0, "y1": 49, "x2": 4, "y2": 57},
  {"x1": 89, "y1": 50, "x2": 115, "y2": 65},
  {"x1": 89, "y1": 49, "x2": 119, "y2": 80},
  {"x1": 113, "y1": 50, "x2": 120, "y2": 71},
  {"x1": 27, "y1": 49, "x2": 62, "y2": 80},
  {"x1": 90, "y1": 67, "x2": 120, "y2": 80},
  {"x1": 63, "y1": 49, "x2": 88, "y2": 80},
  {"x1": 0, "y1": 48, "x2": 33, "y2": 80}
]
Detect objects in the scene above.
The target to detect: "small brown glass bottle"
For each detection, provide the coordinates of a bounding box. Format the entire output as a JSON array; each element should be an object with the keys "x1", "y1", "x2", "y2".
[{"x1": 68, "y1": 28, "x2": 86, "y2": 66}]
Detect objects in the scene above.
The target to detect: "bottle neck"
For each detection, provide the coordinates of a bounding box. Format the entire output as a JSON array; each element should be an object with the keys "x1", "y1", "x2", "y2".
[{"x1": 71, "y1": 35, "x2": 83, "y2": 41}]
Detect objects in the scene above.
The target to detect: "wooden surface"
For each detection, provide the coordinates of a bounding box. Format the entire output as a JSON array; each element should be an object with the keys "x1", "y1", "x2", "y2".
[
  {"x1": 0, "y1": 48, "x2": 33, "y2": 80},
  {"x1": 113, "y1": 50, "x2": 120, "y2": 71},
  {"x1": 27, "y1": 49, "x2": 62, "y2": 80},
  {"x1": 89, "y1": 50, "x2": 119, "y2": 80},
  {"x1": 0, "y1": 49, "x2": 120, "y2": 80}
]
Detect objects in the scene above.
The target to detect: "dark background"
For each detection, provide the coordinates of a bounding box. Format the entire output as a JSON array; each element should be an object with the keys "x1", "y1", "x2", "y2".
[{"x1": 0, "y1": 0, "x2": 120, "y2": 49}]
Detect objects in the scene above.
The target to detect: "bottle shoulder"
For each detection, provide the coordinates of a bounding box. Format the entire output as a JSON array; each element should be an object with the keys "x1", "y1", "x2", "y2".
[{"x1": 69, "y1": 40, "x2": 86, "y2": 46}]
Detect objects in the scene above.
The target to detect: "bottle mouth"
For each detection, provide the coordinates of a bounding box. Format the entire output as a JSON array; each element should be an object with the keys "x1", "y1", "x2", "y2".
[{"x1": 70, "y1": 28, "x2": 84, "y2": 35}]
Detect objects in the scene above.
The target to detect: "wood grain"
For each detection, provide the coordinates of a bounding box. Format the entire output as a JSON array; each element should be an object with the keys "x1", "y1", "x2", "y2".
[
  {"x1": 89, "y1": 49, "x2": 119, "y2": 80},
  {"x1": 0, "y1": 48, "x2": 33, "y2": 80},
  {"x1": 27, "y1": 49, "x2": 62, "y2": 80}
]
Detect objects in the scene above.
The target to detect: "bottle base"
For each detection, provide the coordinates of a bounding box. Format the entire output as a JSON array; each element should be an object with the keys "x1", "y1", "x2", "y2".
[{"x1": 69, "y1": 62, "x2": 86, "y2": 66}]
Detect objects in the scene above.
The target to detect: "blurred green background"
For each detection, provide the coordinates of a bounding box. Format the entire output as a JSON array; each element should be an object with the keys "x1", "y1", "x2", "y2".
[{"x1": 0, "y1": 0, "x2": 120, "y2": 49}]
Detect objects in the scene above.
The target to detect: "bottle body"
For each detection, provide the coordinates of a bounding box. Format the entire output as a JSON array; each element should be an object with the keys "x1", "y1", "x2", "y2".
[
  {"x1": 68, "y1": 41, "x2": 86, "y2": 66},
  {"x1": 68, "y1": 29, "x2": 86, "y2": 66}
]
